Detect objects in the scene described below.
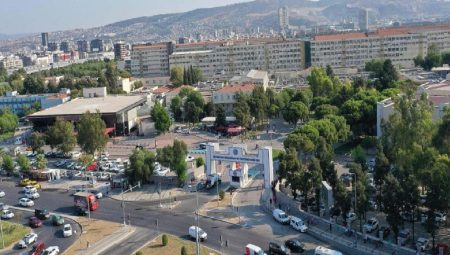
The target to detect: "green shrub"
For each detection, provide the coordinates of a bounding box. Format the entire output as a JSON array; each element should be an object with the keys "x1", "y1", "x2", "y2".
[
  {"x1": 162, "y1": 234, "x2": 168, "y2": 246},
  {"x1": 181, "y1": 246, "x2": 187, "y2": 255},
  {"x1": 135, "y1": 251, "x2": 143, "y2": 255},
  {"x1": 195, "y1": 157, "x2": 204, "y2": 168},
  {"x1": 219, "y1": 189, "x2": 225, "y2": 200}
]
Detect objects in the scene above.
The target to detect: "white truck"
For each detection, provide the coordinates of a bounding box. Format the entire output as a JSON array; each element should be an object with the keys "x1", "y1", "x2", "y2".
[{"x1": 205, "y1": 174, "x2": 222, "y2": 189}]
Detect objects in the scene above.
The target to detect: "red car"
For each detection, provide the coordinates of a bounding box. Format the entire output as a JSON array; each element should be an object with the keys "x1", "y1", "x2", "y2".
[
  {"x1": 29, "y1": 242, "x2": 45, "y2": 255},
  {"x1": 29, "y1": 216, "x2": 42, "y2": 228}
]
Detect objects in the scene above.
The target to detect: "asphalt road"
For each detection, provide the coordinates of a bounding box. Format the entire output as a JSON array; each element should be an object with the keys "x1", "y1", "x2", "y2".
[
  {"x1": 1, "y1": 208, "x2": 80, "y2": 255},
  {"x1": 0, "y1": 179, "x2": 333, "y2": 255}
]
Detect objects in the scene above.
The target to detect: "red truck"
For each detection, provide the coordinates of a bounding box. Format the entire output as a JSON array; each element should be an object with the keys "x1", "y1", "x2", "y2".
[{"x1": 73, "y1": 192, "x2": 98, "y2": 212}]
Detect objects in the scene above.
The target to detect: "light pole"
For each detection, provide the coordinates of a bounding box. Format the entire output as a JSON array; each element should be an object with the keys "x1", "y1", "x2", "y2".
[
  {"x1": 349, "y1": 172, "x2": 357, "y2": 247},
  {"x1": 120, "y1": 182, "x2": 141, "y2": 226},
  {"x1": 195, "y1": 188, "x2": 200, "y2": 255}
]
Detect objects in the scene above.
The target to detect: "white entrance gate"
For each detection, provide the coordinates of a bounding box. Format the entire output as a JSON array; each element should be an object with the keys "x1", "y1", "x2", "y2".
[{"x1": 205, "y1": 143, "x2": 274, "y2": 189}]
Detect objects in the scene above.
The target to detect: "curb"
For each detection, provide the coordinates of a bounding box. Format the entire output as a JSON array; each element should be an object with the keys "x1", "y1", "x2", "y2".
[
  {"x1": 84, "y1": 226, "x2": 136, "y2": 255},
  {"x1": 107, "y1": 193, "x2": 193, "y2": 203},
  {"x1": 198, "y1": 213, "x2": 245, "y2": 227}
]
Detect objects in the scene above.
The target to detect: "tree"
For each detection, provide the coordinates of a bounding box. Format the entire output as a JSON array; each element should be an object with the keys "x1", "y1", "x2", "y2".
[
  {"x1": 151, "y1": 103, "x2": 172, "y2": 133},
  {"x1": 77, "y1": 111, "x2": 108, "y2": 155},
  {"x1": 234, "y1": 93, "x2": 252, "y2": 128},
  {"x1": 203, "y1": 102, "x2": 215, "y2": 117},
  {"x1": 35, "y1": 154, "x2": 47, "y2": 169},
  {"x1": 2, "y1": 155, "x2": 14, "y2": 173},
  {"x1": 326, "y1": 65, "x2": 334, "y2": 77},
  {"x1": 0, "y1": 110, "x2": 18, "y2": 135},
  {"x1": 415, "y1": 44, "x2": 443, "y2": 71},
  {"x1": 46, "y1": 118, "x2": 77, "y2": 154},
  {"x1": 170, "y1": 96, "x2": 183, "y2": 122},
  {"x1": 365, "y1": 59, "x2": 399, "y2": 91},
  {"x1": 0, "y1": 66, "x2": 7, "y2": 82},
  {"x1": 249, "y1": 86, "x2": 269, "y2": 124},
  {"x1": 126, "y1": 148, "x2": 156, "y2": 184},
  {"x1": 351, "y1": 145, "x2": 366, "y2": 166},
  {"x1": 195, "y1": 157, "x2": 204, "y2": 168},
  {"x1": 156, "y1": 140, "x2": 188, "y2": 184},
  {"x1": 214, "y1": 105, "x2": 227, "y2": 127},
  {"x1": 16, "y1": 155, "x2": 30, "y2": 173},
  {"x1": 282, "y1": 101, "x2": 309, "y2": 125},
  {"x1": 307, "y1": 67, "x2": 335, "y2": 97},
  {"x1": 170, "y1": 67, "x2": 183, "y2": 87},
  {"x1": 334, "y1": 179, "x2": 351, "y2": 222},
  {"x1": 105, "y1": 63, "x2": 118, "y2": 88},
  {"x1": 78, "y1": 154, "x2": 94, "y2": 167},
  {"x1": 29, "y1": 132, "x2": 45, "y2": 153},
  {"x1": 374, "y1": 145, "x2": 390, "y2": 209},
  {"x1": 381, "y1": 174, "x2": 404, "y2": 241},
  {"x1": 23, "y1": 75, "x2": 45, "y2": 94},
  {"x1": 314, "y1": 104, "x2": 338, "y2": 119},
  {"x1": 174, "y1": 160, "x2": 188, "y2": 185},
  {"x1": 183, "y1": 90, "x2": 205, "y2": 125},
  {"x1": 433, "y1": 107, "x2": 450, "y2": 155}
]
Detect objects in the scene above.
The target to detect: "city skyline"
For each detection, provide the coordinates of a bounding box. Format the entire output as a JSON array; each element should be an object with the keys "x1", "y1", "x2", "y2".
[{"x1": 0, "y1": 0, "x2": 249, "y2": 34}]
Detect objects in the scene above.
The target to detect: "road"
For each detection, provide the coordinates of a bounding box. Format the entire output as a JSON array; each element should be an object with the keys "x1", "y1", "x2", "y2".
[{"x1": 0, "y1": 179, "x2": 335, "y2": 255}]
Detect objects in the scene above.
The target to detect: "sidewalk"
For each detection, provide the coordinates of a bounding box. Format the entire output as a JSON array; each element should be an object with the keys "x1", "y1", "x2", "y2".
[
  {"x1": 75, "y1": 225, "x2": 136, "y2": 255},
  {"x1": 108, "y1": 182, "x2": 186, "y2": 202}
]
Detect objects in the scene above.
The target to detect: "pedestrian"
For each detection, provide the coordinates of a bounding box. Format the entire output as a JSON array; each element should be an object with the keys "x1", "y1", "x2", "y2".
[{"x1": 329, "y1": 223, "x2": 332, "y2": 232}]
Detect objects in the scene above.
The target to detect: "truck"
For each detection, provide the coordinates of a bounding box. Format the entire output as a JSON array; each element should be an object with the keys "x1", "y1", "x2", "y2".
[
  {"x1": 73, "y1": 192, "x2": 98, "y2": 212},
  {"x1": 205, "y1": 174, "x2": 222, "y2": 189}
]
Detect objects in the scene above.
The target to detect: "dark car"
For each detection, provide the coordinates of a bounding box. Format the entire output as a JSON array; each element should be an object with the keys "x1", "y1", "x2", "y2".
[
  {"x1": 29, "y1": 242, "x2": 45, "y2": 255},
  {"x1": 29, "y1": 216, "x2": 42, "y2": 228},
  {"x1": 377, "y1": 226, "x2": 391, "y2": 239},
  {"x1": 269, "y1": 241, "x2": 290, "y2": 255},
  {"x1": 52, "y1": 214, "x2": 65, "y2": 226},
  {"x1": 35, "y1": 209, "x2": 50, "y2": 220},
  {"x1": 284, "y1": 239, "x2": 305, "y2": 253},
  {"x1": 75, "y1": 206, "x2": 88, "y2": 216}
]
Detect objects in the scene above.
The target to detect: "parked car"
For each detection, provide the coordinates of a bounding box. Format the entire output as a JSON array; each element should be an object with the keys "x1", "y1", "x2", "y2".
[
  {"x1": 376, "y1": 226, "x2": 391, "y2": 239},
  {"x1": 63, "y1": 224, "x2": 73, "y2": 237},
  {"x1": 0, "y1": 203, "x2": 8, "y2": 210},
  {"x1": 314, "y1": 246, "x2": 343, "y2": 255},
  {"x1": 52, "y1": 214, "x2": 64, "y2": 226},
  {"x1": 18, "y1": 232, "x2": 38, "y2": 249},
  {"x1": 416, "y1": 237, "x2": 430, "y2": 251},
  {"x1": 363, "y1": 218, "x2": 379, "y2": 233},
  {"x1": 42, "y1": 246, "x2": 60, "y2": 255},
  {"x1": 188, "y1": 226, "x2": 207, "y2": 241},
  {"x1": 35, "y1": 209, "x2": 50, "y2": 220},
  {"x1": 273, "y1": 209, "x2": 289, "y2": 224},
  {"x1": 1, "y1": 209, "x2": 14, "y2": 219},
  {"x1": 30, "y1": 242, "x2": 45, "y2": 255},
  {"x1": 398, "y1": 229, "x2": 411, "y2": 245},
  {"x1": 0, "y1": 190, "x2": 5, "y2": 197},
  {"x1": 346, "y1": 212, "x2": 357, "y2": 222},
  {"x1": 156, "y1": 167, "x2": 170, "y2": 176},
  {"x1": 25, "y1": 190, "x2": 40, "y2": 200},
  {"x1": 23, "y1": 185, "x2": 38, "y2": 193},
  {"x1": 245, "y1": 244, "x2": 267, "y2": 255},
  {"x1": 289, "y1": 216, "x2": 307, "y2": 233},
  {"x1": 268, "y1": 241, "x2": 290, "y2": 255},
  {"x1": 284, "y1": 239, "x2": 305, "y2": 253},
  {"x1": 29, "y1": 216, "x2": 43, "y2": 228},
  {"x1": 19, "y1": 198, "x2": 34, "y2": 207}
]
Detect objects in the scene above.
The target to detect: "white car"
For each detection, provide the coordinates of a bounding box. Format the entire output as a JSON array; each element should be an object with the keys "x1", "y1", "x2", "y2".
[
  {"x1": 188, "y1": 226, "x2": 207, "y2": 241},
  {"x1": 346, "y1": 212, "x2": 357, "y2": 223},
  {"x1": 18, "y1": 233, "x2": 38, "y2": 249},
  {"x1": 0, "y1": 190, "x2": 5, "y2": 197},
  {"x1": 25, "y1": 190, "x2": 40, "y2": 200},
  {"x1": 1, "y1": 209, "x2": 14, "y2": 219},
  {"x1": 363, "y1": 218, "x2": 379, "y2": 233},
  {"x1": 185, "y1": 155, "x2": 194, "y2": 162},
  {"x1": 19, "y1": 198, "x2": 34, "y2": 207},
  {"x1": 290, "y1": 216, "x2": 308, "y2": 233},
  {"x1": 0, "y1": 203, "x2": 9, "y2": 210},
  {"x1": 23, "y1": 185, "x2": 37, "y2": 193},
  {"x1": 416, "y1": 237, "x2": 430, "y2": 251},
  {"x1": 156, "y1": 167, "x2": 170, "y2": 176},
  {"x1": 43, "y1": 246, "x2": 60, "y2": 255},
  {"x1": 63, "y1": 224, "x2": 73, "y2": 237}
]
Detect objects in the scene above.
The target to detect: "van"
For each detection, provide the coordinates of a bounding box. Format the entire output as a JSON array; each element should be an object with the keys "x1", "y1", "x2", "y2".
[
  {"x1": 188, "y1": 226, "x2": 207, "y2": 241},
  {"x1": 290, "y1": 216, "x2": 308, "y2": 233},
  {"x1": 272, "y1": 209, "x2": 289, "y2": 224},
  {"x1": 314, "y1": 246, "x2": 343, "y2": 255},
  {"x1": 245, "y1": 244, "x2": 267, "y2": 255}
]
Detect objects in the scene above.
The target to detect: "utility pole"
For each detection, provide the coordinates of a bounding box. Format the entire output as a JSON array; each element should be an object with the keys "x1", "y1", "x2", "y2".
[
  {"x1": 196, "y1": 188, "x2": 200, "y2": 255},
  {"x1": 350, "y1": 172, "x2": 357, "y2": 247},
  {"x1": 120, "y1": 182, "x2": 141, "y2": 226}
]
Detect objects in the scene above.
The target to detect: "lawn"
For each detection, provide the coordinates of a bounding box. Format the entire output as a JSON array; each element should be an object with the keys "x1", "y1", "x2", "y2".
[
  {"x1": 0, "y1": 221, "x2": 31, "y2": 249},
  {"x1": 137, "y1": 234, "x2": 219, "y2": 255}
]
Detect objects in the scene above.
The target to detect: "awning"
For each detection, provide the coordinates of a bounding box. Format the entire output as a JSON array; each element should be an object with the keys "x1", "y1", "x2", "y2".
[{"x1": 105, "y1": 127, "x2": 115, "y2": 135}]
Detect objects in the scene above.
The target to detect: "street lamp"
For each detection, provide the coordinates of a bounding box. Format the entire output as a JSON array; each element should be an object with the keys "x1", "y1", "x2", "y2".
[
  {"x1": 195, "y1": 187, "x2": 200, "y2": 255},
  {"x1": 349, "y1": 172, "x2": 357, "y2": 247},
  {"x1": 120, "y1": 182, "x2": 141, "y2": 226}
]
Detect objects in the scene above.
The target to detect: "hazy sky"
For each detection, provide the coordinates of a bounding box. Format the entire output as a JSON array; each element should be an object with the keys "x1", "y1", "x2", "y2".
[{"x1": 0, "y1": 0, "x2": 250, "y2": 34}]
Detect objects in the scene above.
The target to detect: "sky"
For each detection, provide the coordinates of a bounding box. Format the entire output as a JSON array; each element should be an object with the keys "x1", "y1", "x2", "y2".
[{"x1": 0, "y1": 0, "x2": 250, "y2": 34}]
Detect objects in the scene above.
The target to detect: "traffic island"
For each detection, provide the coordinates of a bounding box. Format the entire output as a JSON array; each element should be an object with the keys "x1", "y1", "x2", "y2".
[
  {"x1": 63, "y1": 218, "x2": 123, "y2": 255},
  {"x1": 0, "y1": 221, "x2": 31, "y2": 250},
  {"x1": 198, "y1": 187, "x2": 241, "y2": 225},
  {"x1": 136, "y1": 234, "x2": 219, "y2": 255}
]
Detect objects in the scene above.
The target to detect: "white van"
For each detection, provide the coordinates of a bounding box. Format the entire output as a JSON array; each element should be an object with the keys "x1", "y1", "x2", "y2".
[
  {"x1": 273, "y1": 209, "x2": 289, "y2": 224},
  {"x1": 245, "y1": 244, "x2": 267, "y2": 255},
  {"x1": 314, "y1": 246, "x2": 343, "y2": 255},
  {"x1": 290, "y1": 216, "x2": 308, "y2": 232},
  {"x1": 188, "y1": 226, "x2": 207, "y2": 241}
]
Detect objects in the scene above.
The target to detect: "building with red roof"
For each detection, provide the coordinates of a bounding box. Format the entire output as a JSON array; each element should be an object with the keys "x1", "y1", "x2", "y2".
[{"x1": 212, "y1": 83, "x2": 256, "y2": 114}]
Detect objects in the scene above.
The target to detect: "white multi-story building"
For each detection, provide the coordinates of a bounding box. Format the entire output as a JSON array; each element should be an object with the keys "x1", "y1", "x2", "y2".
[
  {"x1": 377, "y1": 81, "x2": 450, "y2": 137},
  {"x1": 309, "y1": 24, "x2": 450, "y2": 69},
  {"x1": 0, "y1": 55, "x2": 23, "y2": 70},
  {"x1": 212, "y1": 83, "x2": 255, "y2": 114},
  {"x1": 169, "y1": 38, "x2": 305, "y2": 79},
  {"x1": 131, "y1": 42, "x2": 173, "y2": 78}
]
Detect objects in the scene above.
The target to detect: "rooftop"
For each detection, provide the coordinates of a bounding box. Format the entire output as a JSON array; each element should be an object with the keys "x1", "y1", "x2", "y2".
[
  {"x1": 246, "y1": 70, "x2": 268, "y2": 80},
  {"x1": 215, "y1": 83, "x2": 255, "y2": 94},
  {"x1": 171, "y1": 50, "x2": 213, "y2": 55},
  {"x1": 29, "y1": 95, "x2": 146, "y2": 117}
]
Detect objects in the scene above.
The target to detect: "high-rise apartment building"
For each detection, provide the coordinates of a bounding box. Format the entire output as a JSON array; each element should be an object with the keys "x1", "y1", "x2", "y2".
[
  {"x1": 41, "y1": 32, "x2": 49, "y2": 47},
  {"x1": 90, "y1": 39, "x2": 104, "y2": 52},
  {"x1": 48, "y1": 42, "x2": 58, "y2": 52},
  {"x1": 359, "y1": 9, "x2": 369, "y2": 32},
  {"x1": 60, "y1": 41, "x2": 70, "y2": 53},
  {"x1": 114, "y1": 42, "x2": 127, "y2": 60},
  {"x1": 308, "y1": 24, "x2": 450, "y2": 69},
  {"x1": 278, "y1": 6, "x2": 289, "y2": 30},
  {"x1": 77, "y1": 40, "x2": 89, "y2": 53},
  {"x1": 131, "y1": 42, "x2": 173, "y2": 77}
]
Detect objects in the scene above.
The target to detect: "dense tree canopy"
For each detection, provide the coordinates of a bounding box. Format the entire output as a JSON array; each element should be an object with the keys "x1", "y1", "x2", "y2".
[
  {"x1": 126, "y1": 148, "x2": 156, "y2": 184},
  {"x1": 77, "y1": 111, "x2": 108, "y2": 155},
  {"x1": 151, "y1": 103, "x2": 172, "y2": 133}
]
